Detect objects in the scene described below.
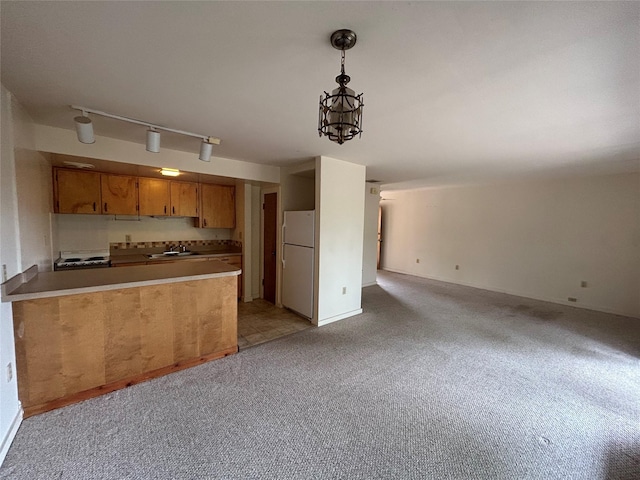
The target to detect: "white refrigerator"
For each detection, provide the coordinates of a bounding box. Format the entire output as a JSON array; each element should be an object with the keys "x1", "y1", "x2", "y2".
[{"x1": 282, "y1": 210, "x2": 315, "y2": 319}]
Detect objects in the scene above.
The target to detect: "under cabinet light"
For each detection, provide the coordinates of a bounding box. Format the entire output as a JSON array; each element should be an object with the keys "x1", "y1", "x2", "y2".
[{"x1": 160, "y1": 168, "x2": 180, "y2": 177}]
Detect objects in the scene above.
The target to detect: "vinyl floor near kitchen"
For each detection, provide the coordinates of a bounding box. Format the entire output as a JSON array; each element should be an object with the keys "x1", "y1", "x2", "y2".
[{"x1": 237, "y1": 299, "x2": 313, "y2": 348}]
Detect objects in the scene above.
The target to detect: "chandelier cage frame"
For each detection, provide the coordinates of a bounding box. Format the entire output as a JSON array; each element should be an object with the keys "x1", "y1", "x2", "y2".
[{"x1": 318, "y1": 30, "x2": 364, "y2": 145}]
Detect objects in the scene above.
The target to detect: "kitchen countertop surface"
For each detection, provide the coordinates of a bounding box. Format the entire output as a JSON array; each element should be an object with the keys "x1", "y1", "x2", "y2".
[
  {"x1": 109, "y1": 246, "x2": 242, "y2": 266},
  {"x1": 2, "y1": 260, "x2": 241, "y2": 303}
]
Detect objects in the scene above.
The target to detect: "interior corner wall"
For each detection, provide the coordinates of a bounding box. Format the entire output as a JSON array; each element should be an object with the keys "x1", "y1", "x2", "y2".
[
  {"x1": 380, "y1": 173, "x2": 640, "y2": 318},
  {"x1": 0, "y1": 85, "x2": 23, "y2": 465},
  {"x1": 280, "y1": 161, "x2": 315, "y2": 213},
  {"x1": 12, "y1": 99, "x2": 54, "y2": 272},
  {"x1": 315, "y1": 156, "x2": 365, "y2": 325},
  {"x1": 362, "y1": 183, "x2": 380, "y2": 287}
]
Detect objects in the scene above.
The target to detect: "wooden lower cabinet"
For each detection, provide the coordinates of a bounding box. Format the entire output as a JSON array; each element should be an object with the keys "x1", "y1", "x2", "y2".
[{"x1": 12, "y1": 276, "x2": 237, "y2": 417}]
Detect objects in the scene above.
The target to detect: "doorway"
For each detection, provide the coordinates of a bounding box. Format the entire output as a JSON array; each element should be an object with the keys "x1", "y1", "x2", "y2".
[
  {"x1": 263, "y1": 192, "x2": 278, "y2": 304},
  {"x1": 377, "y1": 205, "x2": 383, "y2": 269}
]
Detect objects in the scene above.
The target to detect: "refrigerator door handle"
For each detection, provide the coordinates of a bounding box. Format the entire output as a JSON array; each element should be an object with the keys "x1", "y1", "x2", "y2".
[{"x1": 281, "y1": 223, "x2": 286, "y2": 268}]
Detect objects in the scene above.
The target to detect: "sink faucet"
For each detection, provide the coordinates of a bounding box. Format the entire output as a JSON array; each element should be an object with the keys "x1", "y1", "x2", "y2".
[{"x1": 179, "y1": 243, "x2": 187, "y2": 253}]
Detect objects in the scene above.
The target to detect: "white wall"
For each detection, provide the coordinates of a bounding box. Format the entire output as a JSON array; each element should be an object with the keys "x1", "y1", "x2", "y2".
[
  {"x1": 55, "y1": 215, "x2": 231, "y2": 252},
  {"x1": 13, "y1": 104, "x2": 53, "y2": 272},
  {"x1": 381, "y1": 173, "x2": 640, "y2": 318},
  {"x1": 280, "y1": 161, "x2": 315, "y2": 212},
  {"x1": 0, "y1": 85, "x2": 24, "y2": 465},
  {"x1": 35, "y1": 124, "x2": 280, "y2": 184},
  {"x1": 315, "y1": 156, "x2": 365, "y2": 325},
  {"x1": 362, "y1": 183, "x2": 380, "y2": 287}
]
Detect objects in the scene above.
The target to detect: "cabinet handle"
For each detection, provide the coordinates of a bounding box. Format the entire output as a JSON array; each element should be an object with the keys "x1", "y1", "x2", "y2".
[
  {"x1": 203, "y1": 219, "x2": 207, "y2": 227},
  {"x1": 164, "y1": 205, "x2": 167, "y2": 214},
  {"x1": 172, "y1": 206, "x2": 175, "y2": 214},
  {"x1": 93, "y1": 202, "x2": 96, "y2": 212},
  {"x1": 104, "y1": 203, "x2": 108, "y2": 212}
]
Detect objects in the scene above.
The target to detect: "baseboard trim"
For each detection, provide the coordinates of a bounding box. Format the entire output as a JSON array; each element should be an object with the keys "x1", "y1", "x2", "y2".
[
  {"x1": 362, "y1": 281, "x2": 377, "y2": 288},
  {"x1": 0, "y1": 404, "x2": 23, "y2": 467},
  {"x1": 381, "y1": 268, "x2": 639, "y2": 319},
  {"x1": 317, "y1": 308, "x2": 363, "y2": 326}
]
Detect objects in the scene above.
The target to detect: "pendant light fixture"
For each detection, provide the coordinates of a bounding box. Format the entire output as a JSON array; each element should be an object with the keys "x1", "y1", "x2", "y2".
[
  {"x1": 70, "y1": 105, "x2": 220, "y2": 161},
  {"x1": 318, "y1": 29, "x2": 364, "y2": 145}
]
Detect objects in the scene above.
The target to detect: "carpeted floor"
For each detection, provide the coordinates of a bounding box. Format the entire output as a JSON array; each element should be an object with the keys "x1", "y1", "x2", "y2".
[{"x1": 1, "y1": 271, "x2": 639, "y2": 479}]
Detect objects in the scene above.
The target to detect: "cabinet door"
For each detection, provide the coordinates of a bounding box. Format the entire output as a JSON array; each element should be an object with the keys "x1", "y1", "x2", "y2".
[
  {"x1": 139, "y1": 178, "x2": 170, "y2": 216},
  {"x1": 200, "y1": 184, "x2": 235, "y2": 228},
  {"x1": 170, "y1": 181, "x2": 198, "y2": 217},
  {"x1": 101, "y1": 174, "x2": 138, "y2": 215},
  {"x1": 54, "y1": 168, "x2": 101, "y2": 214}
]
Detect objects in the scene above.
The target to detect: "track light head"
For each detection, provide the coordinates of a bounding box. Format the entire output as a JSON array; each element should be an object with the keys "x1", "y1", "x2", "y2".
[
  {"x1": 74, "y1": 114, "x2": 95, "y2": 144},
  {"x1": 199, "y1": 140, "x2": 213, "y2": 162},
  {"x1": 146, "y1": 129, "x2": 161, "y2": 153}
]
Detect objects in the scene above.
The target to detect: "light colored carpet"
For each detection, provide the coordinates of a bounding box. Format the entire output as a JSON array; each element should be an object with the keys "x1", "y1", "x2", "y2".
[{"x1": 1, "y1": 271, "x2": 639, "y2": 479}]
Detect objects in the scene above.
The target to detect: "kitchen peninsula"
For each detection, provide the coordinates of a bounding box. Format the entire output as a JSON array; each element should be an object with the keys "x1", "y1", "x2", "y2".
[{"x1": 2, "y1": 261, "x2": 240, "y2": 417}]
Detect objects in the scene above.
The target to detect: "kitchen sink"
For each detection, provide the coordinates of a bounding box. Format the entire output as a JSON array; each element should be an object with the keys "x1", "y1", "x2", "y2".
[{"x1": 147, "y1": 251, "x2": 198, "y2": 259}]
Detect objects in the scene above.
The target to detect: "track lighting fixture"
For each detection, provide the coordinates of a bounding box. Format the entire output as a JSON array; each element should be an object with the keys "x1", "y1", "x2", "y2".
[
  {"x1": 71, "y1": 105, "x2": 220, "y2": 161},
  {"x1": 199, "y1": 140, "x2": 213, "y2": 162},
  {"x1": 74, "y1": 111, "x2": 95, "y2": 144},
  {"x1": 146, "y1": 128, "x2": 161, "y2": 153}
]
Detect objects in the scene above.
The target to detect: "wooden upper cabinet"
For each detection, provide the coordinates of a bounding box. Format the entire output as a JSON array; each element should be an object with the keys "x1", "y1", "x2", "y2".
[
  {"x1": 54, "y1": 168, "x2": 101, "y2": 214},
  {"x1": 139, "y1": 178, "x2": 170, "y2": 216},
  {"x1": 200, "y1": 184, "x2": 235, "y2": 228},
  {"x1": 170, "y1": 181, "x2": 198, "y2": 217},
  {"x1": 101, "y1": 174, "x2": 138, "y2": 215}
]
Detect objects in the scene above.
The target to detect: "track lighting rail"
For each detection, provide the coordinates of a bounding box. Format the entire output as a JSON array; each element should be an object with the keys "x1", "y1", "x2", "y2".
[{"x1": 70, "y1": 105, "x2": 221, "y2": 145}]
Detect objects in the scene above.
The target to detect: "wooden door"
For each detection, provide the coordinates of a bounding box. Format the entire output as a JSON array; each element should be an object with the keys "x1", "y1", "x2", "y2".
[
  {"x1": 139, "y1": 178, "x2": 170, "y2": 216},
  {"x1": 263, "y1": 192, "x2": 277, "y2": 304},
  {"x1": 377, "y1": 205, "x2": 383, "y2": 269},
  {"x1": 170, "y1": 181, "x2": 198, "y2": 217},
  {"x1": 54, "y1": 168, "x2": 101, "y2": 214},
  {"x1": 101, "y1": 174, "x2": 138, "y2": 215},
  {"x1": 201, "y1": 184, "x2": 235, "y2": 228}
]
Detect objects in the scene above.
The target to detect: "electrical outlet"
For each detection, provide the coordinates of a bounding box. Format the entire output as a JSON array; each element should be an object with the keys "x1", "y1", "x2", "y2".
[
  {"x1": 125, "y1": 234, "x2": 131, "y2": 242},
  {"x1": 2, "y1": 264, "x2": 6, "y2": 282},
  {"x1": 342, "y1": 286, "x2": 347, "y2": 295},
  {"x1": 6, "y1": 363, "x2": 12, "y2": 382},
  {"x1": 568, "y1": 297, "x2": 577, "y2": 302},
  {"x1": 455, "y1": 265, "x2": 460, "y2": 270},
  {"x1": 416, "y1": 258, "x2": 420, "y2": 263},
  {"x1": 580, "y1": 281, "x2": 588, "y2": 288}
]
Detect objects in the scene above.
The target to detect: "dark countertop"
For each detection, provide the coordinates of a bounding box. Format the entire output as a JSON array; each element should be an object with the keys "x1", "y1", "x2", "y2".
[
  {"x1": 109, "y1": 246, "x2": 242, "y2": 266},
  {"x1": 2, "y1": 260, "x2": 241, "y2": 302}
]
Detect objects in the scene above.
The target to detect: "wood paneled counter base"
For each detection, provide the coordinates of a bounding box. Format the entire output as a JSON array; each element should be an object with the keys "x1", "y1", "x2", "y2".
[{"x1": 10, "y1": 268, "x2": 238, "y2": 417}]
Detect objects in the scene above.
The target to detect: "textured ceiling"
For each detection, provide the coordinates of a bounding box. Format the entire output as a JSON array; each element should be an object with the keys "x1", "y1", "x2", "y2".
[{"x1": 2, "y1": 1, "x2": 638, "y2": 189}]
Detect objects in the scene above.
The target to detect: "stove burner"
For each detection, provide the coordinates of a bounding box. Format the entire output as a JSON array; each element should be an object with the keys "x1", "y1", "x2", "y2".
[
  {"x1": 65, "y1": 258, "x2": 82, "y2": 263},
  {"x1": 86, "y1": 256, "x2": 106, "y2": 261}
]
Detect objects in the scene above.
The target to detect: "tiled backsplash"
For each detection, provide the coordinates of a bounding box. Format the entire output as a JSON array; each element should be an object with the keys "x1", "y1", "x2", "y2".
[{"x1": 110, "y1": 239, "x2": 242, "y2": 250}]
